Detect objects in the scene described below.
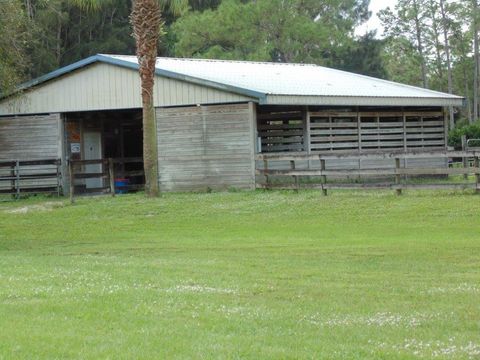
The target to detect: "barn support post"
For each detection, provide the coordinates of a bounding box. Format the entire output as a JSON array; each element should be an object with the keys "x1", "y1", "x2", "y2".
[
  {"x1": 56, "y1": 113, "x2": 66, "y2": 195},
  {"x1": 357, "y1": 107, "x2": 362, "y2": 181},
  {"x1": 303, "y1": 107, "x2": 311, "y2": 169},
  {"x1": 249, "y1": 102, "x2": 257, "y2": 189},
  {"x1": 402, "y1": 110, "x2": 408, "y2": 182}
]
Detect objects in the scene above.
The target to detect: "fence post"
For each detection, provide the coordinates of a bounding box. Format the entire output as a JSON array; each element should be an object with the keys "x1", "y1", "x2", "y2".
[
  {"x1": 263, "y1": 159, "x2": 270, "y2": 190},
  {"x1": 475, "y1": 156, "x2": 480, "y2": 194},
  {"x1": 109, "y1": 158, "x2": 115, "y2": 197},
  {"x1": 461, "y1": 135, "x2": 468, "y2": 180},
  {"x1": 15, "y1": 161, "x2": 20, "y2": 200},
  {"x1": 69, "y1": 160, "x2": 75, "y2": 204},
  {"x1": 320, "y1": 156, "x2": 327, "y2": 196},
  {"x1": 290, "y1": 160, "x2": 299, "y2": 192},
  {"x1": 395, "y1": 157, "x2": 402, "y2": 196}
]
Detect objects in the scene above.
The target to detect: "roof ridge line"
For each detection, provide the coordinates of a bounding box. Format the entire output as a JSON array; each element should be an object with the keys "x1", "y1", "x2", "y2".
[{"x1": 103, "y1": 54, "x2": 318, "y2": 67}]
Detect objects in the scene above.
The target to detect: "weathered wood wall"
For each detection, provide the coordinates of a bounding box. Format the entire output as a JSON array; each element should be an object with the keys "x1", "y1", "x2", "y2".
[
  {"x1": 256, "y1": 107, "x2": 449, "y2": 173},
  {"x1": 258, "y1": 108, "x2": 447, "y2": 154},
  {"x1": 0, "y1": 114, "x2": 63, "y2": 193},
  {"x1": 156, "y1": 103, "x2": 255, "y2": 191},
  {"x1": 0, "y1": 114, "x2": 62, "y2": 160}
]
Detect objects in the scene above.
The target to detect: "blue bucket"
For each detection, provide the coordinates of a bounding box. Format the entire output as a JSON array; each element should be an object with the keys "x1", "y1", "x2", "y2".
[{"x1": 114, "y1": 178, "x2": 130, "y2": 194}]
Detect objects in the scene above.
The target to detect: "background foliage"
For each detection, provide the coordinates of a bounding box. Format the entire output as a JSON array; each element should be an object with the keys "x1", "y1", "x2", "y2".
[{"x1": 2, "y1": 0, "x2": 480, "y2": 128}]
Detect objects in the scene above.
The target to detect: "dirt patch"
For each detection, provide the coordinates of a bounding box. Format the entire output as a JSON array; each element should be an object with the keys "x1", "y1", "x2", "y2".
[{"x1": 4, "y1": 201, "x2": 65, "y2": 214}]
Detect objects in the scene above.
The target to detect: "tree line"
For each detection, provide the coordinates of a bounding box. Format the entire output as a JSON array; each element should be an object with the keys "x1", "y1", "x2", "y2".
[{"x1": 1, "y1": 0, "x2": 480, "y2": 126}]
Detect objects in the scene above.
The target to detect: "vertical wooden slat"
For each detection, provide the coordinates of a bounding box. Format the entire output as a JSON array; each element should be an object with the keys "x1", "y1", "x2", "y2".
[
  {"x1": 15, "y1": 160, "x2": 20, "y2": 199},
  {"x1": 304, "y1": 108, "x2": 311, "y2": 154},
  {"x1": 376, "y1": 116, "x2": 380, "y2": 149},
  {"x1": 329, "y1": 116, "x2": 332, "y2": 151},
  {"x1": 357, "y1": 109, "x2": 362, "y2": 152},
  {"x1": 304, "y1": 108, "x2": 311, "y2": 169},
  {"x1": 420, "y1": 116, "x2": 425, "y2": 148},
  {"x1": 10, "y1": 163, "x2": 15, "y2": 199}
]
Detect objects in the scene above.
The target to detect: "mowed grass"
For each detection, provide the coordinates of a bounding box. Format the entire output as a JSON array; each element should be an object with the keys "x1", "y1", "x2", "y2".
[{"x1": 0, "y1": 190, "x2": 479, "y2": 359}]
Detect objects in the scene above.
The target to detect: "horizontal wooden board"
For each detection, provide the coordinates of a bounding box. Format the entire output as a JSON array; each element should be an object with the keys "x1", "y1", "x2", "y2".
[{"x1": 0, "y1": 114, "x2": 62, "y2": 175}]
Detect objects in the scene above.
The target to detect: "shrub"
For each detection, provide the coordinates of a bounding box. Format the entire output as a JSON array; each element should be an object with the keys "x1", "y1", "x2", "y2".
[{"x1": 448, "y1": 121, "x2": 480, "y2": 149}]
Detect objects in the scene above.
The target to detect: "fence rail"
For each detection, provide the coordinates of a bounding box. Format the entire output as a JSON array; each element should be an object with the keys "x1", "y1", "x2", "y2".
[
  {"x1": 112, "y1": 157, "x2": 145, "y2": 191},
  {"x1": 0, "y1": 159, "x2": 62, "y2": 199},
  {"x1": 256, "y1": 150, "x2": 480, "y2": 195},
  {"x1": 68, "y1": 157, "x2": 144, "y2": 202},
  {"x1": 69, "y1": 158, "x2": 114, "y2": 202}
]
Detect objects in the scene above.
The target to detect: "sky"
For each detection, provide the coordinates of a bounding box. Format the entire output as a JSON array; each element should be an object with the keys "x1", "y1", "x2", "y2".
[{"x1": 355, "y1": 0, "x2": 398, "y2": 37}]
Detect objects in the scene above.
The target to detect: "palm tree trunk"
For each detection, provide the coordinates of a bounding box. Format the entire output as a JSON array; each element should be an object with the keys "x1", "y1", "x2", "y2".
[{"x1": 131, "y1": 0, "x2": 161, "y2": 196}]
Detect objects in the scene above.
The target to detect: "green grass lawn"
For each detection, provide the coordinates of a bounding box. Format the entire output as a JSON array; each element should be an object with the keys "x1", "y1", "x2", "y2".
[{"x1": 0, "y1": 190, "x2": 479, "y2": 359}]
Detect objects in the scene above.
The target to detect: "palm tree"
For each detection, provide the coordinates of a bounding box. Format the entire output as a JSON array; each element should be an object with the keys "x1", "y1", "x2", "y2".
[{"x1": 71, "y1": 0, "x2": 186, "y2": 197}]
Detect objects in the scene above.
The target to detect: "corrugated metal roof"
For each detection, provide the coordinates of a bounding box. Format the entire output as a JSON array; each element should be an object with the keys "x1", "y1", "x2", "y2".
[
  {"x1": 2, "y1": 54, "x2": 464, "y2": 107},
  {"x1": 105, "y1": 54, "x2": 463, "y2": 104}
]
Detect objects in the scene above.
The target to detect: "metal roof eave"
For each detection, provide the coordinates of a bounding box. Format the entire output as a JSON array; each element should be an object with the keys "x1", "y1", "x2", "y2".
[
  {"x1": 0, "y1": 55, "x2": 101, "y2": 99},
  {"x1": 263, "y1": 94, "x2": 465, "y2": 107}
]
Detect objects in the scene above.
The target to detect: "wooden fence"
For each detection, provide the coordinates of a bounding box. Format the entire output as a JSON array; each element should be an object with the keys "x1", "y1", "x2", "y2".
[
  {"x1": 256, "y1": 150, "x2": 480, "y2": 195},
  {"x1": 69, "y1": 159, "x2": 114, "y2": 202},
  {"x1": 69, "y1": 157, "x2": 144, "y2": 202},
  {"x1": 112, "y1": 157, "x2": 145, "y2": 192},
  {"x1": 0, "y1": 159, "x2": 62, "y2": 199}
]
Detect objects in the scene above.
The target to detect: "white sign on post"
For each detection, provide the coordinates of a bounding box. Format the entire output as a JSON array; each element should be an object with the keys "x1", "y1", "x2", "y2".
[{"x1": 70, "y1": 143, "x2": 81, "y2": 154}]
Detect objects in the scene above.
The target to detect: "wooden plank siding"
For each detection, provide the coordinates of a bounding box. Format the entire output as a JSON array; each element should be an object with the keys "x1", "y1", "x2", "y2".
[
  {"x1": 0, "y1": 114, "x2": 62, "y2": 160},
  {"x1": 0, "y1": 63, "x2": 255, "y2": 116},
  {"x1": 0, "y1": 114, "x2": 63, "y2": 192},
  {"x1": 257, "y1": 108, "x2": 446, "y2": 155},
  {"x1": 156, "y1": 103, "x2": 255, "y2": 191},
  {"x1": 255, "y1": 107, "x2": 448, "y2": 175}
]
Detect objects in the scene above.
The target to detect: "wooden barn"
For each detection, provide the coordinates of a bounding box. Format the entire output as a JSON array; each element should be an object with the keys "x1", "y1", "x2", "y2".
[{"x1": 0, "y1": 54, "x2": 464, "y2": 193}]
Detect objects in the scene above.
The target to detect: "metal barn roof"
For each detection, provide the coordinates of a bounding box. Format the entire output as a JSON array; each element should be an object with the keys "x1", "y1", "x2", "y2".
[
  {"x1": 105, "y1": 54, "x2": 464, "y2": 107},
  {"x1": 2, "y1": 54, "x2": 464, "y2": 110},
  {"x1": 108, "y1": 54, "x2": 463, "y2": 103}
]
